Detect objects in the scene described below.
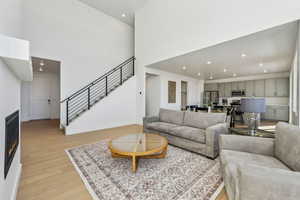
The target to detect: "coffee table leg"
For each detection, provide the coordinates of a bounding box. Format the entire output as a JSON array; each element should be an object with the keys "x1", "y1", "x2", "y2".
[{"x1": 132, "y1": 156, "x2": 137, "y2": 172}]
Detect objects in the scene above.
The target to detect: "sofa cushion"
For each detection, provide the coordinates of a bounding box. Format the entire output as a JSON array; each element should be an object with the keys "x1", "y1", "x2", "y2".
[
  {"x1": 183, "y1": 112, "x2": 226, "y2": 129},
  {"x1": 159, "y1": 108, "x2": 185, "y2": 125},
  {"x1": 221, "y1": 150, "x2": 290, "y2": 171},
  {"x1": 275, "y1": 122, "x2": 300, "y2": 171},
  {"x1": 146, "y1": 122, "x2": 179, "y2": 132},
  {"x1": 169, "y1": 126, "x2": 206, "y2": 143}
]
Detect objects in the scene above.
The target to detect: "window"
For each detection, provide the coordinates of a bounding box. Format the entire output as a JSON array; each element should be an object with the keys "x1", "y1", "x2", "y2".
[{"x1": 168, "y1": 81, "x2": 176, "y2": 103}]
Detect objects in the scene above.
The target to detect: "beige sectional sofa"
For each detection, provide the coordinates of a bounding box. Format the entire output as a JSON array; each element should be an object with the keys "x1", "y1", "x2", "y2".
[
  {"x1": 219, "y1": 122, "x2": 300, "y2": 200},
  {"x1": 143, "y1": 108, "x2": 229, "y2": 159}
]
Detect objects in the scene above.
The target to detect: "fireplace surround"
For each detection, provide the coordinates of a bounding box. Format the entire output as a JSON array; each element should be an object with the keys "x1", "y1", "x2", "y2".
[{"x1": 5, "y1": 110, "x2": 19, "y2": 179}]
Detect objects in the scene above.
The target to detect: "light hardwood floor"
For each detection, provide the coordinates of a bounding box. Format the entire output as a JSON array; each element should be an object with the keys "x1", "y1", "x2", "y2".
[{"x1": 17, "y1": 120, "x2": 228, "y2": 200}]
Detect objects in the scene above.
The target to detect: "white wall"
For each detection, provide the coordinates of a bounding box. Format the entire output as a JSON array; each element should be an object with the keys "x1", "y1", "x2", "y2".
[
  {"x1": 0, "y1": 1, "x2": 24, "y2": 199},
  {"x1": 0, "y1": 59, "x2": 22, "y2": 200},
  {"x1": 66, "y1": 76, "x2": 137, "y2": 135},
  {"x1": 0, "y1": 0, "x2": 23, "y2": 38},
  {"x1": 290, "y1": 23, "x2": 300, "y2": 125},
  {"x1": 146, "y1": 74, "x2": 161, "y2": 116},
  {"x1": 135, "y1": 0, "x2": 300, "y2": 123},
  {"x1": 146, "y1": 68, "x2": 204, "y2": 114},
  {"x1": 22, "y1": 0, "x2": 134, "y2": 126}
]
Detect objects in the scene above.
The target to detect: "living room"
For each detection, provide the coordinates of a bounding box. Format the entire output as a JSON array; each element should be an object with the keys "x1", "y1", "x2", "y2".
[{"x1": 1, "y1": 0, "x2": 300, "y2": 200}]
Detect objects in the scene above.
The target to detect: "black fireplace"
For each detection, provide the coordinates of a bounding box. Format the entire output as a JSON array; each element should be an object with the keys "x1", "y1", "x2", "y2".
[{"x1": 5, "y1": 110, "x2": 19, "y2": 179}]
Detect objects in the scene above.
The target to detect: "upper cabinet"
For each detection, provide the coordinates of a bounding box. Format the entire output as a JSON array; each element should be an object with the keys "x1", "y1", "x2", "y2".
[
  {"x1": 276, "y1": 78, "x2": 289, "y2": 97},
  {"x1": 204, "y1": 83, "x2": 218, "y2": 91},
  {"x1": 254, "y1": 80, "x2": 265, "y2": 97},
  {"x1": 205, "y1": 77, "x2": 289, "y2": 98},
  {"x1": 265, "y1": 79, "x2": 277, "y2": 97},
  {"x1": 218, "y1": 83, "x2": 225, "y2": 97},
  {"x1": 245, "y1": 81, "x2": 254, "y2": 97},
  {"x1": 224, "y1": 83, "x2": 232, "y2": 97},
  {"x1": 231, "y1": 82, "x2": 238, "y2": 91}
]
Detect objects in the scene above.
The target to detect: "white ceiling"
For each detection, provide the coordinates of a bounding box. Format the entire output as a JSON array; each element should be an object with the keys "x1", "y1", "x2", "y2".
[
  {"x1": 78, "y1": 0, "x2": 148, "y2": 26},
  {"x1": 147, "y1": 21, "x2": 299, "y2": 80},
  {"x1": 32, "y1": 57, "x2": 60, "y2": 74}
]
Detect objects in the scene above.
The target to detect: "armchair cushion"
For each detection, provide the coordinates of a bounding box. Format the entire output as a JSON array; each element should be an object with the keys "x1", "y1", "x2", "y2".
[
  {"x1": 146, "y1": 122, "x2": 178, "y2": 132},
  {"x1": 220, "y1": 135, "x2": 275, "y2": 156},
  {"x1": 238, "y1": 164, "x2": 300, "y2": 200},
  {"x1": 159, "y1": 108, "x2": 185, "y2": 125},
  {"x1": 275, "y1": 122, "x2": 300, "y2": 171},
  {"x1": 183, "y1": 112, "x2": 226, "y2": 129},
  {"x1": 169, "y1": 126, "x2": 206, "y2": 143},
  {"x1": 221, "y1": 150, "x2": 290, "y2": 171}
]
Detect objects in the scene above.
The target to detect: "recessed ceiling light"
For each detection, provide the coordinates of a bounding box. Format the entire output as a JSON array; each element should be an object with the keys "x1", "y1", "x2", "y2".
[
  {"x1": 182, "y1": 66, "x2": 187, "y2": 70},
  {"x1": 241, "y1": 53, "x2": 247, "y2": 58},
  {"x1": 197, "y1": 72, "x2": 201, "y2": 76},
  {"x1": 263, "y1": 69, "x2": 268, "y2": 73},
  {"x1": 40, "y1": 60, "x2": 45, "y2": 66},
  {"x1": 233, "y1": 73, "x2": 237, "y2": 77},
  {"x1": 39, "y1": 66, "x2": 43, "y2": 72},
  {"x1": 259, "y1": 63, "x2": 264, "y2": 67},
  {"x1": 206, "y1": 61, "x2": 212, "y2": 65},
  {"x1": 121, "y1": 13, "x2": 126, "y2": 17},
  {"x1": 223, "y1": 68, "x2": 227, "y2": 72}
]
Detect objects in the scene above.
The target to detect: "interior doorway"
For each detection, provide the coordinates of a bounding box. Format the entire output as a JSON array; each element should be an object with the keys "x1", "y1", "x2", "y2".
[
  {"x1": 181, "y1": 81, "x2": 188, "y2": 110},
  {"x1": 145, "y1": 73, "x2": 161, "y2": 116},
  {"x1": 21, "y1": 57, "x2": 61, "y2": 121}
]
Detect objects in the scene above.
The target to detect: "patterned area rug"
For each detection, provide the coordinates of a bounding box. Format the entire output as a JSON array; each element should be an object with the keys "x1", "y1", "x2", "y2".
[{"x1": 66, "y1": 140, "x2": 223, "y2": 200}]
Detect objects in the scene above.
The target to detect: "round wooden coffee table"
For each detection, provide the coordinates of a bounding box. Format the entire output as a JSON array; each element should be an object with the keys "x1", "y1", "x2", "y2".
[{"x1": 108, "y1": 133, "x2": 168, "y2": 172}]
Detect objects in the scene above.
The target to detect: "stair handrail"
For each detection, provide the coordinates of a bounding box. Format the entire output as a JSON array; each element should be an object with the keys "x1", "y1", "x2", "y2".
[{"x1": 60, "y1": 56, "x2": 135, "y2": 103}]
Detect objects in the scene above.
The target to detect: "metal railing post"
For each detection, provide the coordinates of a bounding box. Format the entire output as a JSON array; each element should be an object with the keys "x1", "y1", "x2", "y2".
[
  {"x1": 88, "y1": 87, "x2": 91, "y2": 109},
  {"x1": 120, "y1": 67, "x2": 123, "y2": 85},
  {"x1": 66, "y1": 99, "x2": 69, "y2": 126},
  {"x1": 105, "y1": 76, "x2": 108, "y2": 96},
  {"x1": 132, "y1": 59, "x2": 135, "y2": 76}
]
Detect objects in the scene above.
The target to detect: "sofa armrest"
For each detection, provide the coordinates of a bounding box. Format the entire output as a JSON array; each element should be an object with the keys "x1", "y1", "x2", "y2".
[
  {"x1": 219, "y1": 135, "x2": 274, "y2": 156},
  {"x1": 238, "y1": 164, "x2": 300, "y2": 200},
  {"x1": 205, "y1": 123, "x2": 228, "y2": 158},
  {"x1": 143, "y1": 116, "x2": 159, "y2": 132},
  {"x1": 143, "y1": 116, "x2": 159, "y2": 124}
]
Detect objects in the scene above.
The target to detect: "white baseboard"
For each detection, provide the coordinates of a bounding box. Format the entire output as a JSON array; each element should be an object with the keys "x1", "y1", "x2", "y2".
[
  {"x1": 210, "y1": 182, "x2": 224, "y2": 200},
  {"x1": 11, "y1": 164, "x2": 22, "y2": 200}
]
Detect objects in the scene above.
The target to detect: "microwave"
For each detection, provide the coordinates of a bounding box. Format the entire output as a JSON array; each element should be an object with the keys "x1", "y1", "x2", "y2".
[{"x1": 231, "y1": 90, "x2": 245, "y2": 97}]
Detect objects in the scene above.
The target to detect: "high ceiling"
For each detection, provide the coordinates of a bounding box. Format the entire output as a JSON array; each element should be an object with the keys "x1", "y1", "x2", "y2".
[
  {"x1": 147, "y1": 21, "x2": 299, "y2": 80},
  {"x1": 78, "y1": 0, "x2": 148, "y2": 26}
]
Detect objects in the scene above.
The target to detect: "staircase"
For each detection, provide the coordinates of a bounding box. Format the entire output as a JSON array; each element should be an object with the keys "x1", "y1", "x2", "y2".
[{"x1": 61, "y1": 57, "x2": 135, "y2": 126}]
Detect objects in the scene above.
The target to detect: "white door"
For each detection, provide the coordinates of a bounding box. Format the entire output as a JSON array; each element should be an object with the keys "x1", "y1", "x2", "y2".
[{"x1": 31, "y1": 74, "x2": 51, "y2": 120}]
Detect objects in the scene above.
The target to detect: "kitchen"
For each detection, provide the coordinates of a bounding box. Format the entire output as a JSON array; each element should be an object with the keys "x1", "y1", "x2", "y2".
[{"x1": 204, "y1": 75, "x2": 290, "y2": 122}]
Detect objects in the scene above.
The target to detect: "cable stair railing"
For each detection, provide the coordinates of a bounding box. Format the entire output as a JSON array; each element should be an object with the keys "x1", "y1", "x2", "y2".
[{"x1": 60, "y1": 57, "x2": 135, "y2": 126}]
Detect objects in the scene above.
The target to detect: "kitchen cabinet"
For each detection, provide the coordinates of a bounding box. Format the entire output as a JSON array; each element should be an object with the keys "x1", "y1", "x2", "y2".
[
  {"x1": 224, "y1": 83, "x2": 232, "y2": 97},
  {"x1": 261, "y1": 105, "x2": 289, "y2": 121},
  {"x1": 245, "y1": 81, "x2": 254, "y2": 97},
  {"x1": 205, "y1": 83, "x2": 218, "y2": 91},
  {"x1": 254, "y1": 80, "x2": 265, "y2": 97},
  {"x1": 265, "y1": 78, "x2": 289, "y2": 97},
  {"x1": 205, "y1": 77, "x2": 289, "y2": 99},
  {"x1": 265, "y1": 79, "x2": 276, "y2": 97},
  {"x1": 218, "y1": 83, "x2": 225, "y2": 97},
  {"x1": 237, "y1": 81, "x2": 246, "y2": 91},
  {"x1": 276, "y1": 78, "x2": 289, "y2": 97},
  {"x1": 231, "y1": 82, "x2": 238, "y2": 91}
]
